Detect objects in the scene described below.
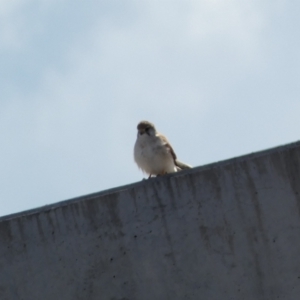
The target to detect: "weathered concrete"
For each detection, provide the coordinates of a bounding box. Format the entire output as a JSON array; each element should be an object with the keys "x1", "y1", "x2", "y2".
[{"x1": 1, "y1": 142, "x2": 300, "y2": 300}]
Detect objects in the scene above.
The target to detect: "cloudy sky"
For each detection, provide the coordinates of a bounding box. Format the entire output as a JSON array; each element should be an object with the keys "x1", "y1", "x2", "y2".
[{"x1": 1, "y1": 0, "x2": 299, "y2": 217}]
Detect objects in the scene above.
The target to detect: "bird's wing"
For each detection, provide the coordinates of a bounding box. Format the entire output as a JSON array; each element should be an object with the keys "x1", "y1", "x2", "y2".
[
  {"x1": 160, "y1": 134, "x2": 177, "y2": 161},
  {"x1": 160, "y1": 134, "x2": 192, "y2": 170},
  {"x1": 175, "y1": 160, "x2": 192, "y2": 169}
]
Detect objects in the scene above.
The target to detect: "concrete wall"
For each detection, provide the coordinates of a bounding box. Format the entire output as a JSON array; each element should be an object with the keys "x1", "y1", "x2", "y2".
[{"x1": 1, "y1": 142, "x2": 300, "y2": 300}]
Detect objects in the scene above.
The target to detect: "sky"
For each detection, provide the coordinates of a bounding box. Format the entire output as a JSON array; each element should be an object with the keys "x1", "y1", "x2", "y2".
[{"x1": 1, "y1": 0, "x2": 300, "y2": 217}]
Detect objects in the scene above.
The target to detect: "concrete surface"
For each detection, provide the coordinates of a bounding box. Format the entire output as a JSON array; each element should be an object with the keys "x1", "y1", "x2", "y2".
[{"x1": 1, "y1": 141, "x2": 300, "y2": 300}]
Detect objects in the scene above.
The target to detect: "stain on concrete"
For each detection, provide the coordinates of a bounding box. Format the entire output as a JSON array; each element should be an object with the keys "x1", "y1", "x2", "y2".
[
  {"x1": 284, "y1": 148, "x2": 300, "y2": 216},
  {"x1": 0, "y1": 220, "x2": 12, "y2": 243},
  {"x1": 243, "y1": 162, "x2": 267, "y2": 242},
  {"x1": 199, "y1": 225, "x2": 211, "y2": 249},
  {"x1": 152, "y1": 184, "x2": 177, "y2": 265}
]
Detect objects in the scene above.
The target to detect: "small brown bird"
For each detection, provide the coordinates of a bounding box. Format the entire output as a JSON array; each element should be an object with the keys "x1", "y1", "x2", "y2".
[{"x1": 134, "y1": 121, "x2": 192, "y2": 177}]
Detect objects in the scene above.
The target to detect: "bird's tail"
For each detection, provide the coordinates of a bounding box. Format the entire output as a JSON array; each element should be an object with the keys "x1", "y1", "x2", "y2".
[{"x1": 175, "y1": 159, "x2": 192, "y2": 171}]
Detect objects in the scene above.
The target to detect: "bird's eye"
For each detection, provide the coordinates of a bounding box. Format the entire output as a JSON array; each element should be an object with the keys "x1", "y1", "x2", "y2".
[{"x1": 145, "y1": 127, "x2": 151, "y2": 135}]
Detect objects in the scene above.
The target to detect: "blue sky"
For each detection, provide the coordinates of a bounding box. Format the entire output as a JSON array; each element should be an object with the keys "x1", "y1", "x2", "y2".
[{"x1": 1, "y1": 0, "x2": 299, "y2": 217}]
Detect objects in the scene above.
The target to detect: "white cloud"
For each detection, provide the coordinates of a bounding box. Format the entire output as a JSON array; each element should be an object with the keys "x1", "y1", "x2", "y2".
[
  {"x1": 0, "y1": 0, "x2": 273, "y2": 165},
  {"x1": 0, "y1": 0, "x2": 22, "y2": 15},
  {"x1": 0, "y1": 0, "x2": 69, "y2": 50}
]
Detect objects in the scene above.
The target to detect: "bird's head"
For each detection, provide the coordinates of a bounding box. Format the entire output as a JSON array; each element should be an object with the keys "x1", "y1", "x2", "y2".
[{"x1": 137, "y1": 121, "x2": 156, "y2": 136}]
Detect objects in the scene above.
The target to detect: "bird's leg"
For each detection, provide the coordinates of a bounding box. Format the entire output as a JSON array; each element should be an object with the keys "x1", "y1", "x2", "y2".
[{"x1": 148, "y1": 174, "x2": 152, "y2": 179}]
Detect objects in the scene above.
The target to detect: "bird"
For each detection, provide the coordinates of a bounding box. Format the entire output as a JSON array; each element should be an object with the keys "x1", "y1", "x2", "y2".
[{"x1": 134, "y1": 121, "x2": 192, "y2": 178}]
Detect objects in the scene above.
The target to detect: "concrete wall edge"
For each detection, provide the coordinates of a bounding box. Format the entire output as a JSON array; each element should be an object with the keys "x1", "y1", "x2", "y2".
[{"x1": 1, "y1": 139, "x2": 299, "y2": 222}]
